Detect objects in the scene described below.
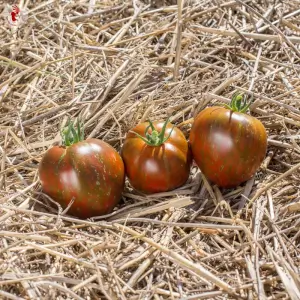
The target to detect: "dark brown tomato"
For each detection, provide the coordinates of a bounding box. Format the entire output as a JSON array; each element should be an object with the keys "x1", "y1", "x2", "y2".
[
  {"x1": 189, "y1": 107, "x2": 267, "y2": 188},
  {"x1": 39, "y1": 138, "x2": 125, "y2": 219},
  {"x1": 121, "y1": 121, "x2": 192, "y2": 194}
]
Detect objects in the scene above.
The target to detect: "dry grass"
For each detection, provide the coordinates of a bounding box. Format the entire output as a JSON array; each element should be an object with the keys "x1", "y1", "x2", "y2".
[{"x1": 1, "y1": 0, "x2": 300, "y2": 299}]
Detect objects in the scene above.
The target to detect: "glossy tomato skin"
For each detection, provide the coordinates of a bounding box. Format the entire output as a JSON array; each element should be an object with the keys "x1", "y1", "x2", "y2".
[
  {"x1": 121, "y1": 121, "x2": 192, "y2": 194},
  {"x1": 189, "y1": 107, "x2": 267, "y2": 188},
  {"x1": 39, "y1": 138, "x2": 125, "y2": 219}
]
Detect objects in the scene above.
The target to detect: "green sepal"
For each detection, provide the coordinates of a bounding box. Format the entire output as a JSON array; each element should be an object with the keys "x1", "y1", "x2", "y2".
[
  {"x1": 130, "y1": 117, "x2": 174, "y2": 147},
  {"x1": 61, "y1": 117, "x2": 85, "y2": 146},
  {"x1": 220, "y1": 92, "x2": 253, "y2": 113}
]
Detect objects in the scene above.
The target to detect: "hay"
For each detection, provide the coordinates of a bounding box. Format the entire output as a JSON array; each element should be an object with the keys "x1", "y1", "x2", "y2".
[{"x1": 1, "y1": 0, "x2": 300, "y2": 299}]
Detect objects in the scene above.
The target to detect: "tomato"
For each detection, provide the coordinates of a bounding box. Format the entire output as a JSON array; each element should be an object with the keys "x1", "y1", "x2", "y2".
[
  {"x1": 121, "y1": 118, "x2": 192, "y2": 194},
  {"x1": 189, "y1": 93, "x2": 267, "y2": 188},
  {"x1": 38, "y1": 120, "x2": 125, "y2": 219}
]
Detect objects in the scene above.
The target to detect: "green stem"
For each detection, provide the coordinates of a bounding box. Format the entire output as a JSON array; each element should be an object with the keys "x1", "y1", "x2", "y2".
[
  {"x1": 130, "y1": 118, "x2": 174, "y2": 147},
  {"x1": 61, "y1": 117, "x2": 84, "y2": 146},
  {"x1": 224, "y1": 92, "x2": 253, "y2": 113}
]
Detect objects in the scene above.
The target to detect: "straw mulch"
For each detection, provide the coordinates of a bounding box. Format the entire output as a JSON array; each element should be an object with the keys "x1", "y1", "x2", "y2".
[{"x1": 1, "y1": 0, "x2": 300, "y2": 299}]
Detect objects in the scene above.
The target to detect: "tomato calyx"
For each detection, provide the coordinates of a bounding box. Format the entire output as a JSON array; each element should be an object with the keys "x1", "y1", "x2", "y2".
[
  {"x1": 224, "y1": 92, "x2": 253, "y2": 113},
  {"x1": 130, "y1": 118, "x2": 174, "y2": 146},
  {"x1": 61, "y1": 118, "x2": 84, "y2": 146}
]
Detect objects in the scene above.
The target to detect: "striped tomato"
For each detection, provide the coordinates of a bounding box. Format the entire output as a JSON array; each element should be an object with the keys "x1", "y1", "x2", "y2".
[
  {"x1": 189, "y1": 93, "x2": 267, "y2": 188},
  {"x1": 121, "y1": 118, "x2": 192, "y2": 194},
  {"x1": 38, "y1": 119, "x2": 125, "y2": 219}
]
